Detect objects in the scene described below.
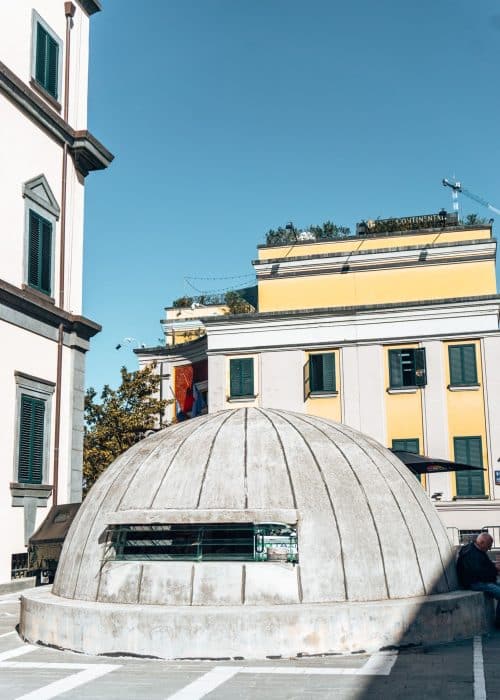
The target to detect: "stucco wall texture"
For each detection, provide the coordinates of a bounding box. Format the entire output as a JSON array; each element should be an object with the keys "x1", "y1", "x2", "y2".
[{"x1": 53, "y1": 408, "x2": 458, "y2": 606}]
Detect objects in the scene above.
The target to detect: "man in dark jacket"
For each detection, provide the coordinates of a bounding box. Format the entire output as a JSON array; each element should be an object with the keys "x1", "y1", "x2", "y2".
[{"x1": 457, "y1": 533, "x2": 500, "y2": 627}]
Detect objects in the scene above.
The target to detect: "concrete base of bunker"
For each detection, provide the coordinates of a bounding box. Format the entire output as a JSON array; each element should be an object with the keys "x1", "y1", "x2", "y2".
[{"x1": 21, "y1": 589, "x2": 488, "y2": 659}]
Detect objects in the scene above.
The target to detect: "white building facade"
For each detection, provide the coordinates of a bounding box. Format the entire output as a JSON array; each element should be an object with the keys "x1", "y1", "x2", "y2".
[{"x1": 0, "y1": 0, "x2": 112, "y2": 582}]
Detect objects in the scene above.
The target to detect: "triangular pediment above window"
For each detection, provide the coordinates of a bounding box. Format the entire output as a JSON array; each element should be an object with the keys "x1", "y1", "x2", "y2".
[{"x1": 23, "y1": 175, "x2": 60, "y2": 219}]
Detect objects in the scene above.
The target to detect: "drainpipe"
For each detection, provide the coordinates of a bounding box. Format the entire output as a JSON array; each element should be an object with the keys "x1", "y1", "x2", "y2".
[{"x1": 53, "y1": 2, "x2": 76, "y2": 506}]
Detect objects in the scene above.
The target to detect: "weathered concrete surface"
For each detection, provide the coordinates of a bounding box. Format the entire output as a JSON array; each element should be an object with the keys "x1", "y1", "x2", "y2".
[
  {"x1": 21, "y1": 409, "x2": 471, "y2": 658},
  {"x1": 20, "y1": 588, "x2": 488, "y2": 658}
]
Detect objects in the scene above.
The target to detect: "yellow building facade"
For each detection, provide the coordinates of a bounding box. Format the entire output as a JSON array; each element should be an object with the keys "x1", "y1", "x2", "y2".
[{"x1": 206, "y1": 215, "x2": 500, "y2": 540}]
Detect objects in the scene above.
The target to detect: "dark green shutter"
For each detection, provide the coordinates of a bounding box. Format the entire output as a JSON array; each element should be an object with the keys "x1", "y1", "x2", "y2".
[
  {"x1": 389, "y1": 350, "x2": 403, "y2": 388},
  {"x1": 18, "y1": 395, "x2": 45, "y2": 485},
  {"x1": 28, "y1": 211, "x2": 40, "y2": 288},
  {"x1": 322, "y1": 353, "x2": 336, "y2": 392},
  {"x1": 35, "y1": 22, "x2": 59, "y2": 99},
  {"x1": 414, "y1": 348, "x2": 427, "y2": 386},
  {"x1": 230, "y1": 359, "x2": 254, "y2": 397},
  {"x1": 449, "y1": 345, "x2": 477, "y2": 386},
  {"x1": 454, "y1": 437, "x2": 485, "y2": 497},
  {"x1": 28, "y1": 210, "x2": 52, "y2": 295},
  {"x1": 392, "y1": 438, "x2": 419, "y2": 454}
]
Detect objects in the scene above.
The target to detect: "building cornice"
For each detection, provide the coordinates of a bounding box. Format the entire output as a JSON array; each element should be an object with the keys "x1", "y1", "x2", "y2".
[
  {"x1": 76, "y1": 0, "x2": 102, "y2": 15},
  {"x1": 253, "y1": 239, "x2": 496, "y2": 279},
  {"x1": 0, "y1": 61, "x2": 113, "y2": 175},
  {"x1": 203, "y1": 294, "x2": 500, "y2": 326},
  {"x1": 0, "y1": 278, "x2": 101, "y2": 341}
]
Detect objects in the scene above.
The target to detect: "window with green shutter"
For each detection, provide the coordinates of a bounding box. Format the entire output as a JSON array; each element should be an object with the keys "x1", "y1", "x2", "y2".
[
  {"x1": 449, "y1": 345, "x2": 478, "y2": 386},
  {"x1": 309, "y1": 353, "x2": 336, "y2": 393},
  {"x1": 18, "y1": 395, "x2": 45, "y2": 485},
  {"x1": 454, "y1": 436, "x2": 485, "y2": 498},
  {"x1": 388, "y1": 348, "x2": 427, "y2": 388},
  {"x1": 392, "y1": 438, "x2": 419, "y2": 454},
  {"x1": 28, "y1": 210, "x2": 52, "y2": 295},
  {"x1": 35, "y1": 21, "x2": 59, "y2": 99},
  {"x1": 229, "y1": 358, "x2": 254, "y2": 398}
]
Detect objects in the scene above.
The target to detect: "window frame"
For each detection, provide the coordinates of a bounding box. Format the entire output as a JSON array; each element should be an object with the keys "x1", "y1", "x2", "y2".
[
  {"x1": 391, "y1": 438, "x2": 420, "y2": 454},
  {"x1": 23, "y1": 176, "x2": 59, "y2": 300},
  {"x1": 31, "y1": 11, "x2": 63, "y2": 103},
  {"x1": 448, "y1": 344, "x2": 478, "y2": 387},
  {"x1": 13, "y1": 373, "x2": 54, "y2": 488},
  {"x1": 309, "y1": 352, "x2": 337, "y2": 395},
  {"x1": 388, "y1": 348, "x2": 427, "y2": 389},
  {"x1": 229, "y1": 357, "x2": 255, "y2": 399},
  {"x1": 454, "y1": 436, "x2": 486, "y2": 499}
]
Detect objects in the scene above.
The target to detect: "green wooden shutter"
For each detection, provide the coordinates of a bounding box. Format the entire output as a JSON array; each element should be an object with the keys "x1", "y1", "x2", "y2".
[
  {"x1": 392, "y1": 438, "x2": 419, "y2": 454},
  {"x1": 28, "y1": 210, "x2": 51, "y2": 294},
  {"x1": 46, "y1": 34, "x2": 59, "y2": 98},
  {"x1": 414, "y1": 348, "x2": 427, "y2": 387},
  {"x1": 462, "y1": 345, "x2": 478, "y2": 384},
  {"x1": 454, "y1": 437, "x2": 484, "y2": 497},
  {"x1": 35, "y1": 23, "x2": 48, "y2": 86},
  {"x1": 230, "y1": 359, "x2": 254, "y2": 397},
  {"x1": 388, "y1": 349, "x2": 403, "y2": 388},
  {"x1": 18, "y1": 395, "x2": 45, "y2": 485},
  {"x1": 449, "y1": 345, "x2": 478, "y2": 386},
  {"x1": 35, "y1": 23, "x2": 59, "y2": 99},
  {"x1": 40, "y1": 218, "x2": 52, "y2": 294},
  {"x1": 28, "y1": 211, "x2": 41, "y2": 288},
  {"x1": 322, "y1": 353, "x2": 336, "y2": 392}
]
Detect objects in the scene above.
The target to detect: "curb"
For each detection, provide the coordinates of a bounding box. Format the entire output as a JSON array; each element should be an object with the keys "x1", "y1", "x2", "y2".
[{"x1": 0, "y1": 577, "x2": 36, "y2": 596}]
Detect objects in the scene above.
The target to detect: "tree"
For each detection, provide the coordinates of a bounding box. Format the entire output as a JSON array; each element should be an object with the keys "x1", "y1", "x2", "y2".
[
  {"x1": 83, "y1": 365, "x2": 169, "y2": 494},
  {"x1": 224, "y1": 290, "x2": 254, "y2": 314},
  {"x1": 463, "y1": 213, "x2": 490, "y2": 226}
]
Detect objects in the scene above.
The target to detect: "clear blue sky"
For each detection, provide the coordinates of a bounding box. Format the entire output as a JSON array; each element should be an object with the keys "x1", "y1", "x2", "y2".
[{"x1": 83, "y1": 0, "x2": 500, "y2": 392}]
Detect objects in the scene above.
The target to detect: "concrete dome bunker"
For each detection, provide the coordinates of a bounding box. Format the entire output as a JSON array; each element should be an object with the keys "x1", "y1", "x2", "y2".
[{"x1": 21, "y1": 409, "x2": 487, "y2": 658}]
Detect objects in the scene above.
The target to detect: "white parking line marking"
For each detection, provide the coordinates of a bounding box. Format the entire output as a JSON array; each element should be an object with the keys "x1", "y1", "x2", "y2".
[
  {"x1": 11, "y1": 663, "x2": 120, "y2": 700},
  {"x1": 0, "y1": 631, "x2": 16, "y2": 638},
  {"x1": 473, "y1": 636, "x2": 486, "y2": 700},
  {"x1": 165, "y1": 651, "x2": 399, "y2": 700},
  {"x1": 0, "y1": 645, "x2": 36, "y2": 661},
  {"x1": 357, "y1": 651, "x2": 398, "y2": 676},
  {"x1": 166, "y1": 666, "x2": 241, "y2": 700}
]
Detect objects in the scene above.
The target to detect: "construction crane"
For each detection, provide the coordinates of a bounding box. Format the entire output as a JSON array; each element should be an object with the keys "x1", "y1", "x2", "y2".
[{"x1": 442, "y1": 178, "x2": 500, "y2": 216}]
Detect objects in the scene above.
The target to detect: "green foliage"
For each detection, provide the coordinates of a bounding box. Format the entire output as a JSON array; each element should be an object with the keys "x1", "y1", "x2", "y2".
[
  {"x1": 462, "y1": 213, "x2": 490, "y2": 226},
  {"x1": 265, "y1": 221, "x2": 350, "y2": 246},
  {"x1": 224, "y1": 290, "x2": 254, "y2": 314},
  {"x1": 83, "y1": 365, "x2": 169, "y2": 495},
  {"x1": 172, "y1": 296, "x2": 193, "y2": 308}
]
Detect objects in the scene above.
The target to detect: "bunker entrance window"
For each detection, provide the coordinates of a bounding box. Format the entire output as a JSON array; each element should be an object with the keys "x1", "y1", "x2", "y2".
[{"x1": 104, "y1": 522, "x2": 298, "y2": 563}]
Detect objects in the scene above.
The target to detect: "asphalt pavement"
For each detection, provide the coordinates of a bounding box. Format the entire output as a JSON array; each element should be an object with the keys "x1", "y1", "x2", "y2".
[{"x1": 1, "y1": 588, "x2": 499, "y2": 699}]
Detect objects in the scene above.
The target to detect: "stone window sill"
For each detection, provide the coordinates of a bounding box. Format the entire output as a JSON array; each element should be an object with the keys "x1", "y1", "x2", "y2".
[
  {"x1": 10, "y1": 482, "x2": 52, "y2": 507},
  {"x1": 227, "y1": 395, "x2": 258, "y2": 403},
  {"x1": 387, "y1": 387, "x2": 419, "y2": 394},
  {"x1": 448, "y1": 385, "x2": 480, "y2": 392},
  {"x1": 309, "y1": 392, "x2": 339, "y2": 398},
  {"x1": 21, "y1": 284, "x2": 55, "y2": 305}
]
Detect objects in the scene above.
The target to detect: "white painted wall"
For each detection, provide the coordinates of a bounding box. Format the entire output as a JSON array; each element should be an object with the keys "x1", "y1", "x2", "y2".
[
  {"x1": 0, "y1": 1, "x2": 90, "y2": 128},
  {"x1": 260, "y1": 350, "x2": 304, "y2": 411}
]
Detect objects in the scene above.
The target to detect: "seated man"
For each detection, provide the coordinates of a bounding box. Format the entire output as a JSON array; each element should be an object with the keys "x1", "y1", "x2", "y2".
[{"x1": 457, "y1": 533, "x2": 500, "y2": 628}]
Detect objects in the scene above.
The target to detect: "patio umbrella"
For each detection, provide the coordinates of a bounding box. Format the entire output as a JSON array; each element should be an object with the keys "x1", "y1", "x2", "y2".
[{"x1": 390, "y1": 450, "x2": 486, "y2": 476}]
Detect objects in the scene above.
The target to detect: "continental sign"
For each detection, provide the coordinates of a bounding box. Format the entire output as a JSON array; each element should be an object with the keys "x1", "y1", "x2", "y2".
[{"x1": 356, "y1": 212, "x2": 459, "y2": 236}]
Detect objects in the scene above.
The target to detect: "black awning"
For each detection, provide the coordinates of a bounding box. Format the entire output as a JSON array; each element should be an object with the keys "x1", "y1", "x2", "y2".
[
  {"x1": 390, "y1": 450, "x2": 486, "y2": 476},
  {"x1": 29, "y1": 503, "x2": 81, "y2": 545}
]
